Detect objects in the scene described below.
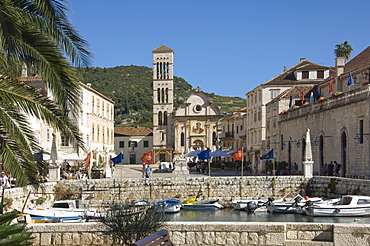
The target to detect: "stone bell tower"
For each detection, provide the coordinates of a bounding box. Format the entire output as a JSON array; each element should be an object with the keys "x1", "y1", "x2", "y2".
[{"x1": 152, "y1": 45, "x2": 174, "y2": 163}]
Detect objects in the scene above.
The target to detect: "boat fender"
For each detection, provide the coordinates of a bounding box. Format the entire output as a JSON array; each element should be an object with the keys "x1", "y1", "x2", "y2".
[{"x1": 335, "y1": 208, "x2": 340, "y2": 213}]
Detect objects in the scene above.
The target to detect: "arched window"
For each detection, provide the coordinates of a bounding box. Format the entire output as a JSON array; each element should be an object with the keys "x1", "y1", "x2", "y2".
[
  {"x1": 161, "y1": 131, "x2": 165, "y2": 141},
  {"x1": 163, "y1": 111, "x2": 168, "y2": 125},
  {"x1": 165, "y1": 88, "x2": 169, "y2": 103},
  {"x1": 181, "y1": 132, "x2": 185, "y2": 146},
  {"x1": 157, "y1": 88, "x2": 160, "y2": 103},
  {"x1": 212, "y1": 132, "x2": 217, "y2": 146},
  {"x1": 161, "y1": 88, "x2": 165, "y2": 103},
  {"x1": 158, "y1": 111, "x2": 162, "y2": 125}
]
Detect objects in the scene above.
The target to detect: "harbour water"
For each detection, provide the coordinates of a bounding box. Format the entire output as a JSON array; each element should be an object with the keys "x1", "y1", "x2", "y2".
[{"x1": 167, "y1": 208, "x2": 370, "y2": 224}]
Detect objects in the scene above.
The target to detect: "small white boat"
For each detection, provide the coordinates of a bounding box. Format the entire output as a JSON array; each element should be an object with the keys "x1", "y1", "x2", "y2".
[
  {"x1": 182, "y1": 198, "x2": 224, "y2": 210},
  {"x1": 267, "y1": 195, "x2": 322, "y2": 214},
  {"x1": 154, "y1": 199, "x2": 182, "y2": 213},
  {"x1": 305, "y1": 195, "x2": 370, "y2": 217},
  {"x1": 16, "y1": 200, "x2": 94, "y2": 222},
  {"x1": 232, "y1": 199, "x2": 270, "y2": 213}
]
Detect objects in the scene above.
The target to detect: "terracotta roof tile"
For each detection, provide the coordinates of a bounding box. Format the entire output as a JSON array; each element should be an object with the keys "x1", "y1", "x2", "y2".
[
  {"x1": 152, "y1": 45, "x2": 174, "y2": 53},
  {"x1": 263, "y1": 60, "x2": 333, "y2": 86},
  {"x1": 114, "y1": 127, "x2": 153, "y2": 136},
  {"x1": 344, "y1": 46, "x2": 370, "y2": 73}
]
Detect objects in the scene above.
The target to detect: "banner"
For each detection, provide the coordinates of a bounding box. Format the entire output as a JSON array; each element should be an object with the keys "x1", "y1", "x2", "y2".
[
  {"x1": 230, "y1": 148, "x2": 243, "y2": 160},
  {"x1": 111, "y1": 152, "x2": 123, "y2": 165},
  {"x1": 197, "y1": 148, "x2": 210, "y2": 161},
  {"x1": 140, "y1": 151, "x2": 153, "y2": 164},
  {"x1": 260, "y1": 149, "x2": 274, "y2": 160},
  {"x1": 84, "y1": 152, "x2": 91, "y2": 169}
]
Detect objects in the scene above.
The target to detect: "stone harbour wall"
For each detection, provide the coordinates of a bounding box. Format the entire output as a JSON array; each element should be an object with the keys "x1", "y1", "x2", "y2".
[
  {"x1": 27, "y1": 221, "x2": 370, "y2": 246},
  {"x1": 7, "y1": 176, "x2": 370, "y2": 211}
]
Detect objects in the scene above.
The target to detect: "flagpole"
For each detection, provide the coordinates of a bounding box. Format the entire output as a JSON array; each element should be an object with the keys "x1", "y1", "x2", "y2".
[{"x1": 241, "y1": 147, "x2": 244, "y2": 177}]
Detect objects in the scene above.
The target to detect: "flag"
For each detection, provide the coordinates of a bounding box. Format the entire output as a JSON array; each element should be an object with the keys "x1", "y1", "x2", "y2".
[
  {"x1": 111, "y1": 152, "x2": 123, "y2": 165},
  {"x1": 313, "y1": 84, "x2": 319, "y2": 100},
  {"x1": 34, "y1": 150, "x2": 43, "y2": 161},
  {"x1": 329, "y1": 78, "x2": 333, "y2": 93},
  {"x1": 301, "y1": 91, "x2": 305, "y2": 104},
  {"x1": 260, "y1": 149, "x2": 274, "y2": 160},
  {"x1": 348, "y1": 72, "x2": 354, "y2": 86},
  {"x1": 84, "y1": 152, "x2": 91, "y2": 169},
  {"x1": 230, "y1": 148, "x2": 243, "y2": 160},
  {"x1": 197, "y1": 148, "x2": 210, "y2": 161},
  {"x1": 289, "y1": 95, "x2": 293, "y2": 108},
  {"x1": 140, "y1": 151, "x2": 153, "y2": 164}
]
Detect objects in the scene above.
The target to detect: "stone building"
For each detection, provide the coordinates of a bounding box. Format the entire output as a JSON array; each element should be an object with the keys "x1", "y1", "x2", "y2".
[
  {"x1": 277, "y1": 46, "x2": 370, "y2": 178},
  {"x1": 152, "y1": 45, "x2": 222, "y2": 163},
  {"x1": 218, "y1": 107, "x2": 247, "y2": 162},
  {"x1": 20, "y1": 75, "x2": 115, "y2": 175},
  {"x1": 245, "y1": 59, "x2": 333, "y2": 173},
  {"x1": 113, "y1": 127, "x2": 153, "y2": 164}
]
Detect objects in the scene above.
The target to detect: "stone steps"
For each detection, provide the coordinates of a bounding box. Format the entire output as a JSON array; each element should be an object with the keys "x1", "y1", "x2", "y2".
[{"x1": 285, "y1": 240, "x2": 334, "y2": 246}]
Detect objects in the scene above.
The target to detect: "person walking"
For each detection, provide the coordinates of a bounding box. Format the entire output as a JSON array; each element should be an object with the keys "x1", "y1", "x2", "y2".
[{"x1": 221, "y1": 162, "x2": 226, "y2": 175}]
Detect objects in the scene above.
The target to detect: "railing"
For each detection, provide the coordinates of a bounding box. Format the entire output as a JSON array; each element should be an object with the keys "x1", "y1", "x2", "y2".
[{"x1": 131, "y1": 229, "x2": 173, "y2": 246}]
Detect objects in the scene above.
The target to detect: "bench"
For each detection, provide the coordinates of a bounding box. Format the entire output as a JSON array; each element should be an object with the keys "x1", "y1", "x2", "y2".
[{"x1": 131, "y1": 229, "x2": 173, "y2": 246}]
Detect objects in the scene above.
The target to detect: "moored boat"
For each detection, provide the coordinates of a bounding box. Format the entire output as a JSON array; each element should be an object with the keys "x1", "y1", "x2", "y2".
[
  {"x1": 182, "y1": 197, "x2": 224, "y2": 210},
  {"x1": 232, "y1": 198, "x2": 271, "y2": 213},
  {"x1": 305, "y1": 195, "x2": 370, "y2": 217},
  {"x1": 154, "y1": 199, "x2": 182, "y2": 213},
  {"x1": 267, "y1": 195, "x2": 322, "y2": 214}
]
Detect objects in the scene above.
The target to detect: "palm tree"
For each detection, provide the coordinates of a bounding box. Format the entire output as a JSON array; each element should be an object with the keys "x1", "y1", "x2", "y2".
[
  {"x1": 334, "y1": 41, "x2": 353, "y2": 60},
  {"x1": 0, "y1": 0, "x2": 92, "y2": 186}
]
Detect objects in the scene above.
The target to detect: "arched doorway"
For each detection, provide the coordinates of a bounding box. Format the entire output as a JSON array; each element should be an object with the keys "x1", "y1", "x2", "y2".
[
  {"x1": 192, "y1": 140, "x2": 204, "y2": 150},
  {"x1": 341, "y1": 132, "x2": 347, "y2": 177}
]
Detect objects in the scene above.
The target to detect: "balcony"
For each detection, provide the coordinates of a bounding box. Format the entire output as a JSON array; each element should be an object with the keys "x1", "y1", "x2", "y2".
[{"x1": 219, "y1": 132, "x2": 234, "y2": 139}]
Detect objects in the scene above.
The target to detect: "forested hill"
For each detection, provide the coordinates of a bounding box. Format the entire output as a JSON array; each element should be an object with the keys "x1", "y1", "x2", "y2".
[{"x1": 76, "y1": 65, "x2": 246, "y2": 127}]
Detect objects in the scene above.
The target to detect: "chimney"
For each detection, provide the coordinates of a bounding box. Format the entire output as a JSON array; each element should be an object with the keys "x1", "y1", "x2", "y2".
[
  {"x1": 335, "y1": 57, "x2": 346, "y2": 77},
  {"x1": 300, "y1": 58, "x2": 306, "y2": 62}
]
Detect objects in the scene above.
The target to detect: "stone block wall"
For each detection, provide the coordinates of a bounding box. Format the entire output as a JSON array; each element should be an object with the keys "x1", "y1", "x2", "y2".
[{"x1": 27, "y1": 222, "x2": 370, "y2": 246}]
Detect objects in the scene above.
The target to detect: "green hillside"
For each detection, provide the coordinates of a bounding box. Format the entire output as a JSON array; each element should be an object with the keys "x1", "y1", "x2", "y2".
[{"x1": 76, "y1": 65, "x2": 245, "y2": 127}]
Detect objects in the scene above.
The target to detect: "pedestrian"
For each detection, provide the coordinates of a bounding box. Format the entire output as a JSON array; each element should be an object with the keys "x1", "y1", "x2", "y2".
[
  {"x1": 0, "y1": 172, "x2": 10, "y2": 189},
  {"x1": 235, "y1": 162, "x2": 240, "y2": 175},
  {"x1": 293, "y1": 162, "x2": 298, "y2": 174},
  {"x1": 334, "y1": 161, "x2": 341, "y2": 176},
  {"x1": 145, "y1": 164, "x2": 152, "y2": 178},
  {"x1": 324, "y1": 163, "x2": 329, "y2": 176},
  {"x1": 221, "y1": 162, "x2": 225, "y2": 175},
  {"x1": 328, "y1": 161, "x2": 335, "y2": 176},
  {"x1": 196, "y1": 162, "x2": 201, "y2": 174}
]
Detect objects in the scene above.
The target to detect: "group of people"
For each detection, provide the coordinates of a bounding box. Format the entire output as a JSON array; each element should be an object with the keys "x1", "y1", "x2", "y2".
[
  {"x1": 195, "y1": 162, "x2": 207, "y2": 174},
  {"x1": 321, "y1": 161, "x2": 341, "y2": 176}
]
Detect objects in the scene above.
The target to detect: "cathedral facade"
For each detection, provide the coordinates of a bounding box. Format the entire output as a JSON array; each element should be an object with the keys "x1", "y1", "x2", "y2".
[{"x1": 152, "y1": 45, "x2": 222, "y2": 163}]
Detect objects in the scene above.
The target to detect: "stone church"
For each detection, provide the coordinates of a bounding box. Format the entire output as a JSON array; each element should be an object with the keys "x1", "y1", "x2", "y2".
[{"x1": 152, "y1": 45, "x2": 222, "y2": 163}]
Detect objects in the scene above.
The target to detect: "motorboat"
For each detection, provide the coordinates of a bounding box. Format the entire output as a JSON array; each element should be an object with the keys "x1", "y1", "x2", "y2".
[
  {"x1": 16, "y1": 200, "x2": 94, "y2": 222},
  {"x1": 182, "y1": 197, "x2": 224, "y2": 210},
  {"x1": 86, "y1": 204, "x2": 143, "y2": 221},
  {"x1": 305, "y1": 195, "x2": 370, "y2": 217},
  {"x1": 129, "y1": 200, "x2": 151, "y2": 209},
  {"x1": 232, "y1": 199, "x2": 270, "y2": 213},
  {"x1": 154, "y1": 199, "x2": 182, "y2": 213},
  {"x1": 266, "y1": 195, "x2": 322, "y2": 214}
]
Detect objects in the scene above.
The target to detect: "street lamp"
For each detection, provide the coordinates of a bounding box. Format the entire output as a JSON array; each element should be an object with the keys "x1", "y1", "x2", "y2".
[
  {"x1": 296, "y1": 141, "x2": 301, "y2": 148},
  {"x1": 354, "y1": 135, "x2": 360, "y2": 144}
]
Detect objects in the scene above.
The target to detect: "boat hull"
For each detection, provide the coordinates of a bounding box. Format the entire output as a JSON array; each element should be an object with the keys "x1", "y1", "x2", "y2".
[{"x1": 305, "y1": 206, "x2": 370, "y2": 217}]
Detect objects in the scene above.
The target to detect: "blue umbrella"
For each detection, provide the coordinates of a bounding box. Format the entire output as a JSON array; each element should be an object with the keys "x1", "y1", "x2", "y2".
[
  {"x1": 184, "y1": 149, "x2": 201, "y2": 157},
  {"x1": 210, "y1": 149, "x2": 230, "y2": 157}
]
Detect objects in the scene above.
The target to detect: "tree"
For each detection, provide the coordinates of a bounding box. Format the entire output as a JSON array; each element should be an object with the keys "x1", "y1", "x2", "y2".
[
  {"x1": 334, "y1": 41, "x2": 353, "y2": 60},
  {"x1": 102, "y1": 204, "x2": 168, "y2": 245},
  {"x1": 0, "y1": 0, "x2": 92, "y2": 186},
  {"x1": 0, "y1": 211, "x2": 34, "y2": 245}
]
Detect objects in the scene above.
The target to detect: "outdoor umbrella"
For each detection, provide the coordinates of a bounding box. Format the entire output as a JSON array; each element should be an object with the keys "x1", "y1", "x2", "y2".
[
  {"x1": 209, "y1": 149, "x2": 230, "y2": 157},
  {"x1": 183, "y1": 149, "x2": 201, "y2": 157}
]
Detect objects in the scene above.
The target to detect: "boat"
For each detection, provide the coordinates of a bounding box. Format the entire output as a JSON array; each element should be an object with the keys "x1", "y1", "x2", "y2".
[
  {"x1": 232, "y1": 198, "x2": 272, "y2": 213},
  {"x1": 86, "y1": 204, "x2": 143, "y2": 221},
  {"x1": 16, "y1": 200, "x2": 93, "y2": 222},
  {"x1": 266, "y1": 195, "x2": 322, "y2": 214},
  {"x1": 182, "y1": 197, "x2": 224, "y2": 210},
  {"x1": 154, "y1": 199, "x2": 182, "y2": 213},
  {"x1": 129, "y1": 200, "x2": 151, "y2": 209},
  {"x1": 305, "y1": 195, "x2": 370, "y2": 217}
]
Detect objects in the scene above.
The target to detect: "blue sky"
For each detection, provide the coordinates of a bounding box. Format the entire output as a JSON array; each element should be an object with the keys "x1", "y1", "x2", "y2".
[{"x1": 68, "y1": 1, "x2": 370, "y2": 98}]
